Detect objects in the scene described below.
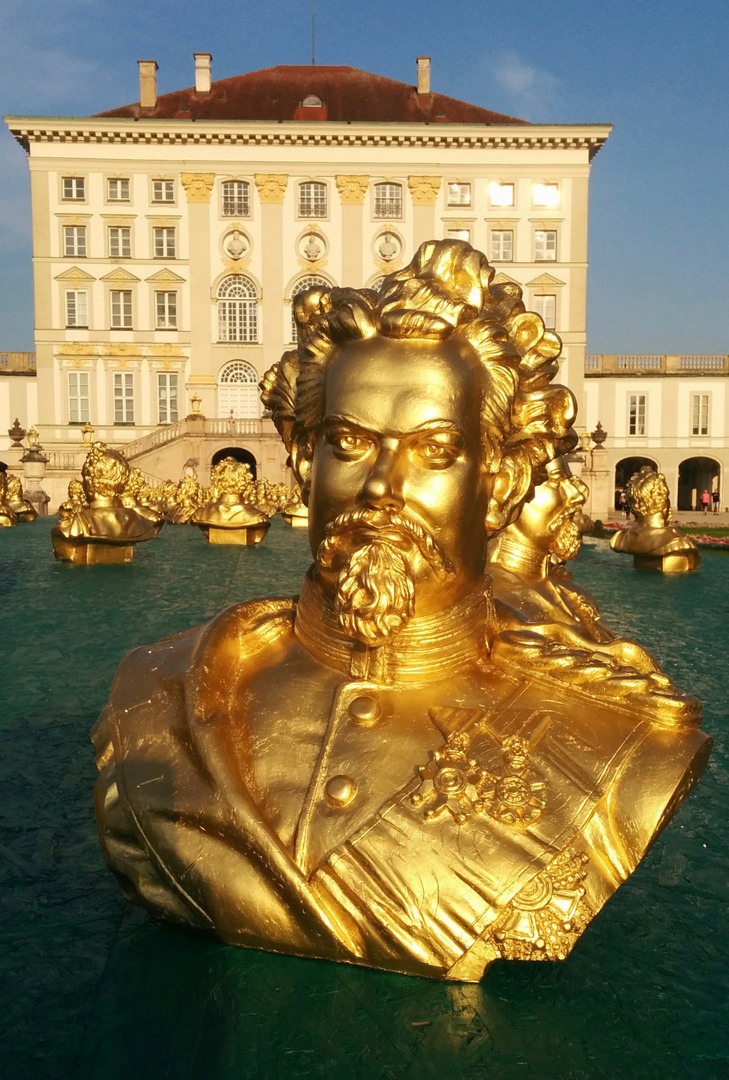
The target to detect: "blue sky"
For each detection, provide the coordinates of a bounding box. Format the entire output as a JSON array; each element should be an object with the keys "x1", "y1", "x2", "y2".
[{"x1": 0, "y1": 0, "x2": 727, "y2": 352}]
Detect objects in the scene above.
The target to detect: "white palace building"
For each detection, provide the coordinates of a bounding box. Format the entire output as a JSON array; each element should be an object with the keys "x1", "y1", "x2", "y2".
[{"x1": 3, "y1": 54, "x2": 726, "y2": 513}]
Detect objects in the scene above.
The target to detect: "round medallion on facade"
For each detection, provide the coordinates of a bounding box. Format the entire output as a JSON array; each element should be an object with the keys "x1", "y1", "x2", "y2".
[
  {"x1": 299, "y1": 232, "x2": 326, "y2": 262},
  {"x1": 223, "y1": 229, "x2": 250, "y2": 260},
  {"x1": 376, "y1": 232, "x2": 400, "y2": 262}
]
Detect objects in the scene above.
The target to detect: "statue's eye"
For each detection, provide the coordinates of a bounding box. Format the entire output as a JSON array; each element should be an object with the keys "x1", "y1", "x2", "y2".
[
  {"x1": 415, "y1": 436, "x2": 461, "y2": 467},
  {"x1": 328, "y1": 430, "x2": 370, "y2": 457}
]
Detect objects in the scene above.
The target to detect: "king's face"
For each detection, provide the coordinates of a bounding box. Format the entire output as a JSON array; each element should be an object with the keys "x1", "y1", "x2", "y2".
[{"x1": 307, "y1": 334, "x2": 490, "y2": 616}]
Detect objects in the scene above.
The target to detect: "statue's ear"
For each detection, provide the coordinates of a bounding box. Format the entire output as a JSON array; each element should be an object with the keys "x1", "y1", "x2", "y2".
[
  {"x1": 290, "y1": 439, "x2": 313, "y2": 504},
  {"x1": 485, "y1": 449, "x2": 533, "y2": 534}
]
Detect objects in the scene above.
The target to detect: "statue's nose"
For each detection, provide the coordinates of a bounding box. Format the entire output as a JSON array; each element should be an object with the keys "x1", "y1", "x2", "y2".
[{"x1": 359, "y1": 444, "x2": 405, "y2": 513}]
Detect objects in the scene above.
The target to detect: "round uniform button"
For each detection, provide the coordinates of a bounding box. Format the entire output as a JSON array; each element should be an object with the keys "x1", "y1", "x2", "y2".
[
  {"x1": 348, "y1": 695, "x2": 381, "y2": 727},
  {"x1": 325, "y1": 775, "x2": 357, "y2": 808}
]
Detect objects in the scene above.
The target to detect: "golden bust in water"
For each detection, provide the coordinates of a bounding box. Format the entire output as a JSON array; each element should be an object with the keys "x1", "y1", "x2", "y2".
[
  {"x1": 52, "y1": 443, "x2": 160, "y2": 563},
  {"x1": 93, "y1": 242, "x2": 710, "y2": 981},
  {"x1": 611, "y1": 467, "x2": 700, "y2": 571}
]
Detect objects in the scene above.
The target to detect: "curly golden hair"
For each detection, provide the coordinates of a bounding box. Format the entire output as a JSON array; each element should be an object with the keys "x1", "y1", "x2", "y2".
[
  {"x1": 210, "y1": 457, "x2": 254, "y2": 498},
  {"x1": 261, "y1": 240, "x2": 577, "y2": 533},
  {"x1": 626, "y1": 466, "x2": 671, "y2": 523},
  {"x1": 81, "y1": 443, "x2": 130, "y2": 500}
]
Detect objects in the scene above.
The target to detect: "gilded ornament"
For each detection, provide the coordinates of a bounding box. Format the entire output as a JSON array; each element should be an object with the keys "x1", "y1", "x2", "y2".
[
  {"x1": 0, "y1": 472, "x2": 18, "y2": 527},
  {"x1": 611, "y1": 466, "x2": 700, "y2": 571},
  {"x1": 5, "y1": 475, "x2": 37, "y2": 522},
  {"x1": 407, "y1": 176, "x2": 442, "y2": 205},
  {"x1": 93, "y1": 240, "x2": 711, "y2": 982},
  {"x1": 180, "y1": 173, "x2": 215, "y2": 203},
  {"x1": 335, "y1": 175, "x2": 369, "y2": 204},
  {"x1": 255, "y1": 174, "x2": 289, "y2": 203}
]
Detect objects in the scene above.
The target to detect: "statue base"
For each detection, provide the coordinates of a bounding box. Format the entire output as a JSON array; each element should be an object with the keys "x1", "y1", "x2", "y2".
[
  {"x1": 51, "y1": 529, "x2": 135, "y2": 564},
  {"x1": 281, "y1": 513, "x2": 308, "y2": 528},
  {"x1": 198, "y1": 522, "x2": 271, "y2": 546},
  {"x1": 634, "y1": 551, "x2": 701, "y2": 572}
]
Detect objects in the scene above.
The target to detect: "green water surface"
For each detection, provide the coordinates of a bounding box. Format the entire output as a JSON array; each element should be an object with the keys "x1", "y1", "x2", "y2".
[{"x1": 1, "y1": 520, "x2": 727, "y2": 1080}]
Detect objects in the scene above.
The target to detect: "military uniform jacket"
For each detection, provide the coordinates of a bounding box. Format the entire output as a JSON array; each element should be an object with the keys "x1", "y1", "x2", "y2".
[{"x1": 92, "y1": 573, "x2": 710, "y2": 981}]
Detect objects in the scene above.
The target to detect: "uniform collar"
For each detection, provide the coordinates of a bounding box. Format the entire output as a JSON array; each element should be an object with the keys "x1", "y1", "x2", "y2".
[{"x1": 294, "y1": 568, "x2": 492, "y2": 685}]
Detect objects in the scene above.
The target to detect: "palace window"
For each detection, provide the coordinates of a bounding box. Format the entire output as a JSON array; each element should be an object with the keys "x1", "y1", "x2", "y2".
[
  {"x1": 65, "y1": 290, "x2": 88, "y2": 328},
  {"x1": 290, "y1": 275, "x2": 331, "y2": 342},
  {"x1": 155, "y1": 291, "x2": 177, "y2": 329},
  {"x1": 63, "y1": 226, "x2": 86, "y2": 257},
  {"x1": 218, "y1": 360, "x2": 259, "y2": 419},
  {"x1": 152, "y1": 179, "x2": 174, "y2": 203},
  {"x1": 489, "y1": 182, "x2": 514, "y2": 207},
  {"x1": 533, "y1": 182, "x2": 560, "y2": 208},
  {"x1": 222, "y1": 180, "x2": 250, "y2": 217},
  {"x1": 446, "y1": 228, "x2": 470, "y2": 242},
  {"x1": 535, "y1": 229, "x2": 557, "y2": 261},
  {"x1": 62, "y1": 177, "x2": 85, "y2": 200},
  {"x1": 532, "y1": 294, "x2": 556, "y2": 330},
  {"x1": 154, "y1": 227, "x2": 176, "y2": 258},
  {"x1": 628, "y1": 393, "x2": 647, "y2": 436},
  {"x1": 490, "y1": 230, "x2": 513, "y2": 261},
  {"x1": 68, "y1": 372, "x2": 90, "y2": 423},
  {"x1": 447, "y1": 182, "x2": 471, "y2": 206},
  {"x1": 373, "y1": 183, "x2": 403, "y2": 219},
  {"x1": 113, "y1": 372, "x2": 135, "y2": 423},
  {"x1": 217, "y1": 276, "x2": 258, "y2": 342},
  {"x1": 108, "y1": 178, "x2": 130, "y2": 201},
  {"x1": 157, "y1": 373, "x2": 179, "y2": 424},
  {"x1": 298, "y1": 181, "x2": 327, "y2": 218},
  {"x1": 108, "y1": 226, "x2": 131, "y2": 258},
  {"x1": 692, "y1": 393, "x2": 709, "y2": 435},
  {"x1": 110, "y1": 290, "x2": 133, "y2": 329}
]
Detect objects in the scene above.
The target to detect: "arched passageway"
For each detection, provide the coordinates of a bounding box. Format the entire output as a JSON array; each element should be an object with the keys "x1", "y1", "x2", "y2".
[
  {"x1": 677, "y1": 457, "x2": 720, "y2": 511},
  {"x1": 211, "y1": 446, "x2": 257, "y2": 479},
  {"x1": 614, "y1": 456, "x2": 658, "y2": 509}
]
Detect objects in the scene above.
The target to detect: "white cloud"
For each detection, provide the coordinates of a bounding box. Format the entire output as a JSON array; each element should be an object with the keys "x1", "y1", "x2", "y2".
[{"x1": 491, "y1": 51, "x2": 560, "y2": 119}]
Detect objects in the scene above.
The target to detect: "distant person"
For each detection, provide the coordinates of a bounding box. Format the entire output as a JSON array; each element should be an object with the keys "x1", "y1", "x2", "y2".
[
  {"x1": 700, "y1": 489, "x2": 711, "y2": 515},
  {"x1": 712, "y1": 489, "x2": 720, "y2": 514},
  {"x1": 618, "y1": 488, "x2": 628, "y2": 518}
]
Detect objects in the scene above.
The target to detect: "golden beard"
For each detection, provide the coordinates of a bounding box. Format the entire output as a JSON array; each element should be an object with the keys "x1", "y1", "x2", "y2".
[
  {"x1": 317, "y1": 508, "x2": 450, "y2": 647},
  {"x1": 334, "y1": 538, "x2": 415, "y2": 646},
  {"x1": 551, "y1": 516, "x2": 582, "y2": 562}
]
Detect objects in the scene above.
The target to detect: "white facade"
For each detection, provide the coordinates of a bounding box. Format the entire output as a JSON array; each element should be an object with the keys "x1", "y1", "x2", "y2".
[
  {"x1": 4, "y1": 63, "x2": 611, "y2": 508},
  {"x1": 583, "y1": 355, "x2": 729, "y2": 513}
]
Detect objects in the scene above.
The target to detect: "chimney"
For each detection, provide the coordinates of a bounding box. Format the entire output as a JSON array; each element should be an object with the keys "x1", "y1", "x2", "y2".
[
  {"x1": 194, "y1": 52, "x2": 212, "y2": 94},
  {"x1": 138, "y1": 60, "x2": 158, "y2": 109},
  {"x1": 417, "y1": 56, "x2": 431, "y2": 95}
]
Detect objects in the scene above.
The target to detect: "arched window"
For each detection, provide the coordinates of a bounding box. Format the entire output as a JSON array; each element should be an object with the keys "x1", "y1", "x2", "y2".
[
  {"x1": 218, "y1": 360, "x2": 259, "y2": 419},
  {"x1": 290, "y1": 275, "x2": 331, "y2": 342},
  {"x1": 298, "y1": 181, "x2": 327, "y2": 218},
  {"x1": 221, "y1": 180, "x2": 250, "y2": 217},
  {"x1": 368, "y1": 276, "x2": 386, "y2": 293},
  {"x1": 373, "y1": 183, "x2": 402, "y2": 219},
  {"x1": 217, "y1": 276, "x2": 258, "y2": 343}
]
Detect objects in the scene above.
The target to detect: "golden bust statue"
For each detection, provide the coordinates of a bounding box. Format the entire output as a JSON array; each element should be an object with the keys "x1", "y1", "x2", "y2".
[
  {"x1": 281, "y1": 485, "x2": 309, "y2": 527},
  {"x1": 611, "y1": 466, "x2": 700, "y2": 571},
  {"x1": 167, "y1": 475, "x2": 204, "y2": 524},
  {"x1": 0, "y1": 472, "x2": 18, "y2": 527},
  {"x1": 6, "y1": 475, "x2": 37, "y2": 522},
  {"x1": 52, "y1": 443, "x2": 161, "y2": 564},
  {"x1": 191, "y1": 457, "x2": 270, "y2": 545},
  {"x1": 93, "y1": 241, "x2": 710, "y2": 982}
]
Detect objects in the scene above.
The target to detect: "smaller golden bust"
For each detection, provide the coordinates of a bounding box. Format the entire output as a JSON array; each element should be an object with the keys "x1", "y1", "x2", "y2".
[
  {"x1": 192, "y1": 457, "x2": 270, "y2": 545},
  {"x1": 0, "y1": 472, "x2": 18, "y2": 527},
  {"x1": 52, "y1": 443, "x2": 160, "y2": 564},
  {"x1": 121, "y1": 468, "x2": 165, "y2": 528},
  {"x1": 5, "y1": 474, "x2": 38, "y2": 522},
  {"x1": 281, "y1": 485, "x2": 309, "y2": 527},
  {"x1": 167, "y1": 475, "x2": 204, "y2": 524},
  {"x1": 610, "y1": 467, "x2": 700, "y2": 572},
  {"x1": 488, "y1": 457, "x2": 683, "y2": 687}
]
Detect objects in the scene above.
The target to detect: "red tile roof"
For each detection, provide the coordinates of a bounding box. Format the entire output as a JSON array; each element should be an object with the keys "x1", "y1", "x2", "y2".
[{"x1": 96, "y1": 64, "x2": 527, "y2": 125}]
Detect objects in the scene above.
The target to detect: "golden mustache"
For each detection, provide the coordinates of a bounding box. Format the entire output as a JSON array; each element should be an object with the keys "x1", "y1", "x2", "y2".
[{"x1": 320, "y1": 508, "x2": 453, "y2": 574}]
